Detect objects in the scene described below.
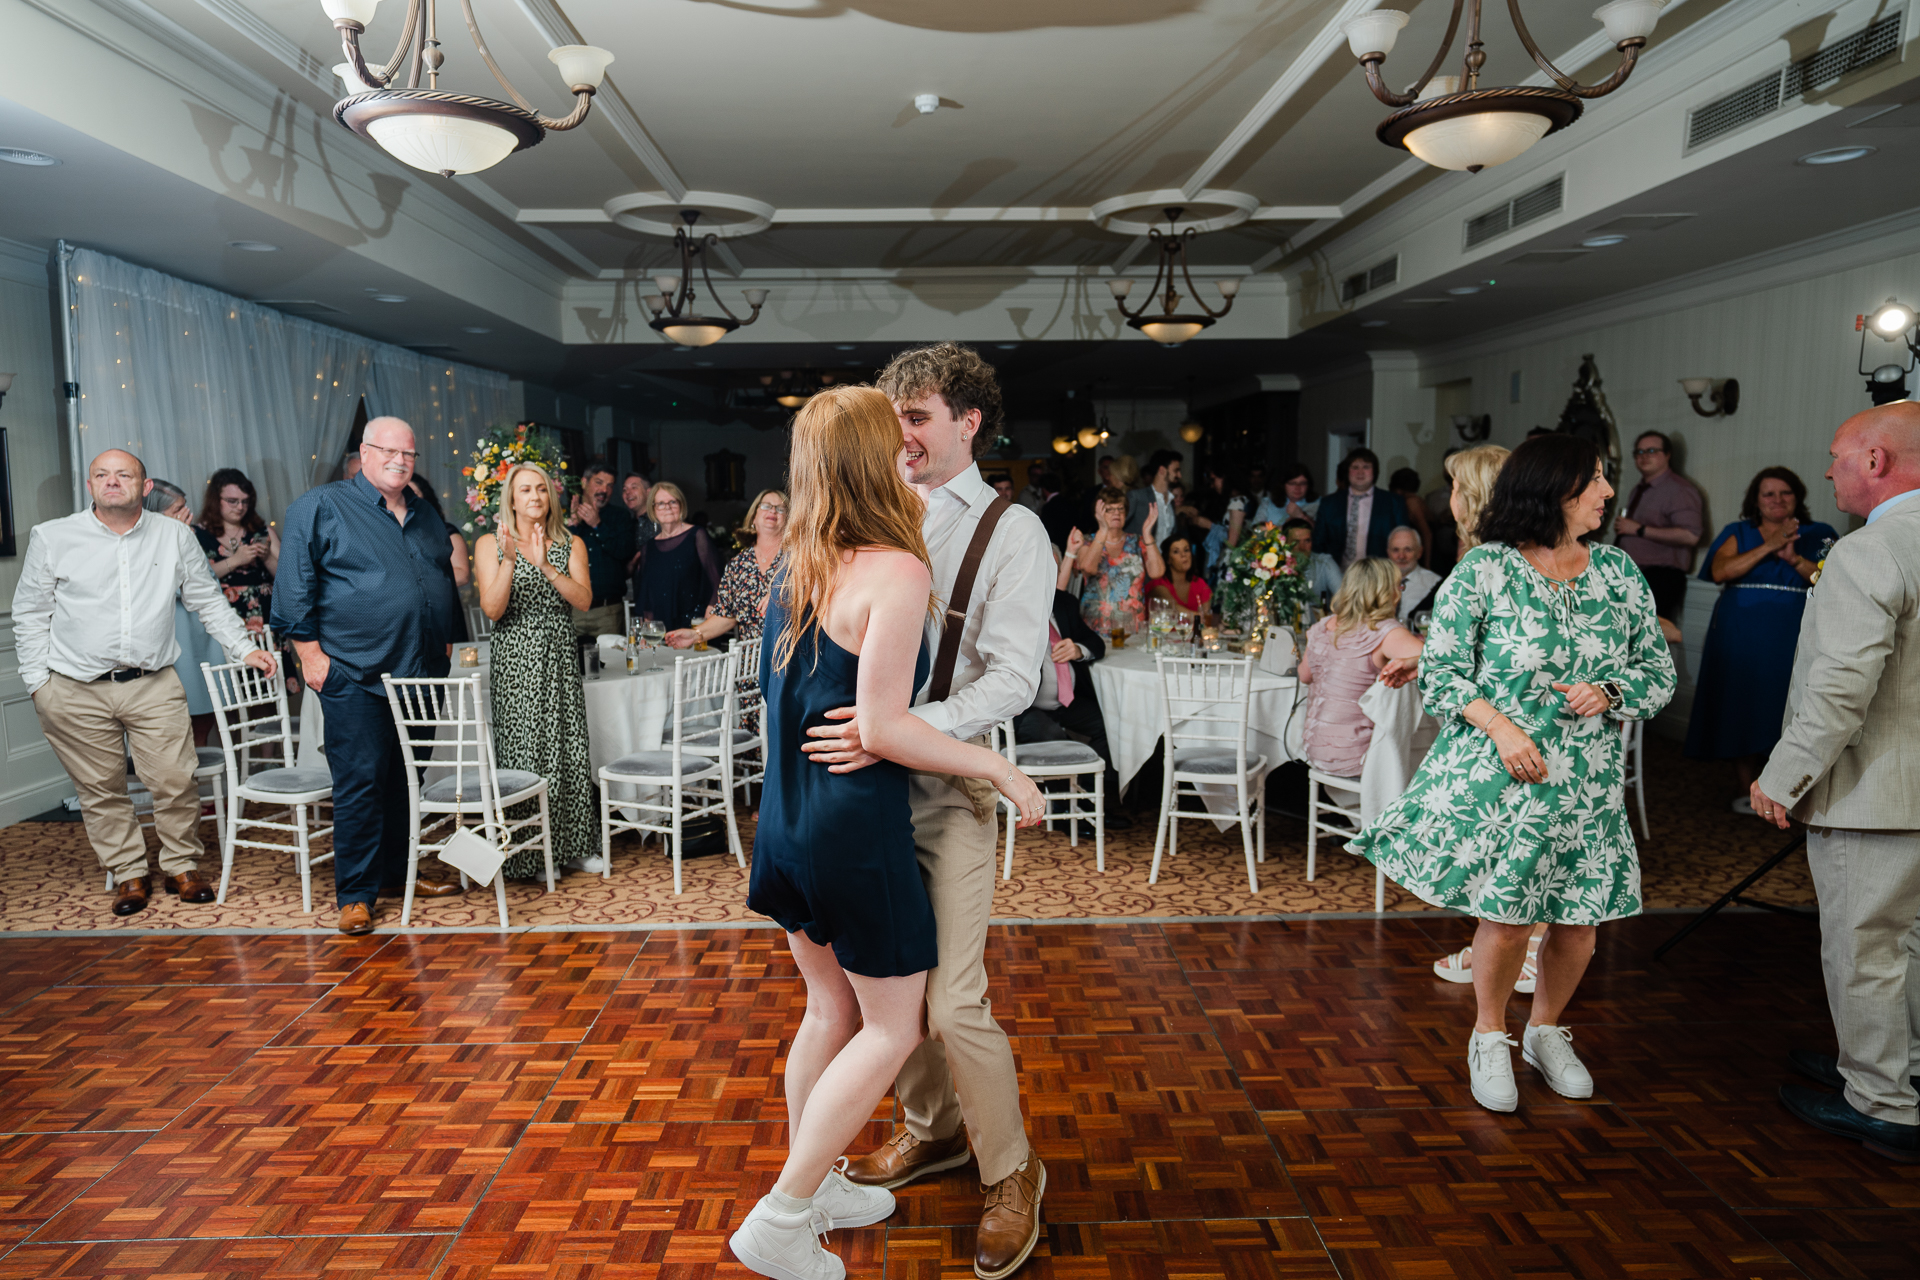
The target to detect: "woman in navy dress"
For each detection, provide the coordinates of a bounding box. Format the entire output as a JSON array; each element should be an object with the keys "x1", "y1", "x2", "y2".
[
  {"x1": 1685, "y1": 466, "x2": 1836, "y2": 810},
  {"x1": 730, "y1": 385, "x2": 1044, "y2": 1280}
]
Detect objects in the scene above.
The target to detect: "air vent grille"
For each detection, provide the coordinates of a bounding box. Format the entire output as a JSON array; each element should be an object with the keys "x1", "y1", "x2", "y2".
[
  {"x1": 1341, "y1": 255, "x2": 1400, "y2": 302},
  {"x1": 1463, "y1": 174, "x2": 1564, "y2": 249},
  {"x1": 1689, "y1": 11, "x2": 1904, "y2": 150}
]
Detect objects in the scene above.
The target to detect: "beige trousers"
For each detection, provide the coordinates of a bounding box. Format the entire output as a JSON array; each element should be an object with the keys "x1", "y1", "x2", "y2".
[
  {"x1": 1806, "y1": 825, "x2": 1920, "y2": 1124},
  {"x1": 572, "y1": 602, "x2": 623, "y2": 639},
  {"x1": 32, "y1": 670, "x2": 205, "y2": 881},
  {"x1": 896, "y1": 767, "x2": 1031, "y2": 1187}
]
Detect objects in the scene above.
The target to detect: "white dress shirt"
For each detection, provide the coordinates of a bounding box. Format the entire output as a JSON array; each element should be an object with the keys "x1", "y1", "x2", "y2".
[
  {"x1": 1397, "y1": 566, "x2": 1443, "y2": 620},
  {"x1": 12, "y1": 507, "x2": 253, "y2": 693},
  {"x1": 913, "y1": 464, "x2": 1054, "y2": 740}
]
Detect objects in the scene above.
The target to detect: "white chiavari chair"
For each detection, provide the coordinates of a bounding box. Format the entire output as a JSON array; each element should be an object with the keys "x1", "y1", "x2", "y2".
[
  {"x1": 1149, "y1": 654, "x2": 1265, "y2": 894},
  {"x1": 200, "y1": 658, "x2": 334, "y2": 909},
  {"x1": 992, "y1": 719, "x2": 1106, "y2": 880}
]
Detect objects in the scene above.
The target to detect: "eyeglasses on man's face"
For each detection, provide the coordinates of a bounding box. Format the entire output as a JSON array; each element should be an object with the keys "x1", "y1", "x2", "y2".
[
  {"x1": 364, "y1": 442, "x2": 419, "y2": 463},
  {"x1": 1633, "y1": 447, "x2": 1667, "y2": 457}
]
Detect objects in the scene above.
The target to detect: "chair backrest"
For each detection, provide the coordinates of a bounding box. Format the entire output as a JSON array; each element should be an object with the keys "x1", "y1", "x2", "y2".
[
  {"x1": 382, "y1": 674, "x2": 500, "y2": 821},
  {"x1": 466, "y1": 604, "x2": 492, "y2": 641},
  {"x1": 202, "y1": 660, "x2": 294, "y2": 786},
  {"x1": 1155, "y1": 654, "x2": 1255, "y2": 768},
  {"x1": 994, "y1": 719, "x2": 1020, "y2": 766},
  {"x1": 669, "y1": 649, "x2": 737, "y2": 759}
]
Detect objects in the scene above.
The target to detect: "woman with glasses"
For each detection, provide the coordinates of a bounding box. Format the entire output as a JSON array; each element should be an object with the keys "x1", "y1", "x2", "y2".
[
  {"x1": 629, "y1": 481, "x2": 723, "y2": 631},
  {"x1": 196, "y1": 468, "x2": 279, "y2": 634},
  {"x1": 667, "y1": 488, "x2": 788, "y2": 651}
]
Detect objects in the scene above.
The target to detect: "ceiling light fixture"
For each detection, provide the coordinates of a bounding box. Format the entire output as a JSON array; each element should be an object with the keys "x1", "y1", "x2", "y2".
[
  {"x1": 641, "y1": 211, "x2": 767, "y2": 347},
  {"x1": 1107, "y1": 207, "x2": 1239, "y2": 345},
  {"x1": 323, "y1": 0, "x2": 612, "y2": 177},
  {"x1": 370, "y1": 293, "x2": 408, "y2": 302},
  {"x1": 1446, "y1": 285, "x2": 1482, "y2": 295},
  {"x1": 1857, "y1": 297, "x2": 1919, "y2": 403},
  {"x1": 1798, "y1": 145, "x2": 1876, "y2": 166},
  {"x1": 0, "y1": 148, "x2": 60, "y2": 166},
  {"x1": 226, "y1": 240, "x2": 279, "y2": 252},
  {"x1": 1342, "y1": 0, "x2": 1664, "y2": 172}
]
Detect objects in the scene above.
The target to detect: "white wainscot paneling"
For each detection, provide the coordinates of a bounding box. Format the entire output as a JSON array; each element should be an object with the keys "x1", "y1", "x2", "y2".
[{"x1": 0, "y1": 612, "x2": 72, "y2": 826}]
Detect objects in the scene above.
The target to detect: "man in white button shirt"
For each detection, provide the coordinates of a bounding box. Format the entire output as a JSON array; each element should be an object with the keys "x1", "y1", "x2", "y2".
[
  {"x1": 809, "y1": 343, "x2": 1053, "y2": 1279},
  {"x1": 13, "y1": 450, "x2": 274, "y2": 916}
]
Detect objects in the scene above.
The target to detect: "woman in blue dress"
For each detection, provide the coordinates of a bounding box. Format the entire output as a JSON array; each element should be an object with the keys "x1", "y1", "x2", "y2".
[
  {"x1": 730, "y1": 385, "x2": 1044, "y2": 1280},
  {"x1": 1684, "y1": 467, "x2": 1835, "y2": 811}
]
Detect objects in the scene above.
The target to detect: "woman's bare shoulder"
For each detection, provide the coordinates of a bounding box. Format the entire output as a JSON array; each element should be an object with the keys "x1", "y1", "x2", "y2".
[{"x1": 846, "y1": 546, "x2": 931, "y2": 590}]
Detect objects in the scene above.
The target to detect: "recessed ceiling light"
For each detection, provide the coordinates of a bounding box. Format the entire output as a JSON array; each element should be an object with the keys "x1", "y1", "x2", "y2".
[
  {"x1": 370, "y1": 294, "x2": 408, "y2": 303},
  {"x1": 1798, "y1": 145, "x2": 1876, "y2": 165},
  {"x1": 1580, "y1": 234, "x2": 1627, "y2": 247},
  {"x1": 1446, "y1": 285, "x2": 1482, "y2": 295},
  {"x1": 833, "y1": 344, "x2": 857, "y2": 351},
  {"x1": 996, "y1": 343, "x2": 1020, "y2": 350},
  {"x1": 1359, "y1": 319, "x2": 1389, "y2": 328},
  {"x1": 226, "y1": 240, "x2": 279, "y2": 252},
  {"x1": 461, "y1": 326, "x2": 492, "y2": 334},
  {"x1": 0, "y1": 148, "x2": 60, "y2": 167},
  {"x1": 671, "y1": 346, "x2": 692, "y2": 352}
]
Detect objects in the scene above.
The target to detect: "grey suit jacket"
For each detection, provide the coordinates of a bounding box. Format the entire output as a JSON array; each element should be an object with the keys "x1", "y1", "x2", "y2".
[
  {"x1": 1758, "y1": 495, "x2": 1920, "y2": 829},
  {"x1": 1124, "y1": 486, "x2": 1171, "y2": 539}
]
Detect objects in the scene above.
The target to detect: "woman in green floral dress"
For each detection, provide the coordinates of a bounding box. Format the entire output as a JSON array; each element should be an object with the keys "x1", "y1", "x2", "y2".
[
  {"x1": 1351, "y1": 435, "x2": 1675, "y2": 1113},
  {"x1": 473, "y1": 463, "x2": 598, "y2": 879}
]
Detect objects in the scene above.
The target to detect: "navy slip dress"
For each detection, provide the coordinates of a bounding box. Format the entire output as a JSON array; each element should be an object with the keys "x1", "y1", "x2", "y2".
[{"x1": 746, "y1": 582, "x2": 938, "y2": 978}]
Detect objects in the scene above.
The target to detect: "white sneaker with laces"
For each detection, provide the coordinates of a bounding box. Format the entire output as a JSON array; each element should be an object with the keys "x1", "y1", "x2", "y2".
[
  {"x1": 729, "y1": 1195, "x2": 844, "y2": 1280},
  {"x1": 1468, "y1": 1029, "x2": 1520, "y2": 1112},
  {"x1": 1522, "y1": 1023, "x2": 1594, "y2": 1099},
  {"x1": 813, "y1": 1162, "x2": 896, "y2": 1228}
]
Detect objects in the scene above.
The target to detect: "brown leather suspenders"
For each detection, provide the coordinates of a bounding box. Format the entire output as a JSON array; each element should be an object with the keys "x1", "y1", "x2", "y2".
[{"x1": 925, "y1": 495, "x2": 1012, "y2": 703}]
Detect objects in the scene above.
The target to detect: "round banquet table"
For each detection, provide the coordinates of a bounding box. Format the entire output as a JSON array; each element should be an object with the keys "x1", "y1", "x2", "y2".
[{"x1": 1086, "y1": 643, "x2": 1305, "y2": 796}]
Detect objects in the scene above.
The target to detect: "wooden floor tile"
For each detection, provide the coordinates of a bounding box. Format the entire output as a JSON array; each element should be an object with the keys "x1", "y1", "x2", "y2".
[
  {"x1": 1162, "y1": 918, "x2": 1446, "y2": 974},
  {"x1": 1623, "y1": 1097, "x2": 1920, "y2": 1210},
  {"x1": 1741, "y1": 1208, "x2": 1920, "y2": 1280},
  {"x1": 62, "y1": 932, "x2": 392, "y2": 988},
  {"x1": 0, "y1": 1232, "x2": 450, "y2": 1279},
  {"x1": 884, "y1": 1218, "x2": 1339, "y2": 1280},
  {"x1": 0, "y1": 938, "x2": 131, "y2": 1013},
  {"x1": 0, "y1": 984, "x2": 326, "y2": 1132},
  {"x1": 0, "y1": 1129, "x2": 152, "y2": 1232},
  {"x1": 437, "y1": 1221, "x2": 884, "y2": 1279},
  {"x1": 268, "y1": 933, "x2": 638, "y2": 1046},
  {"x1": 27, "y1": 1042, "x2": 570, "y2": 1241}
]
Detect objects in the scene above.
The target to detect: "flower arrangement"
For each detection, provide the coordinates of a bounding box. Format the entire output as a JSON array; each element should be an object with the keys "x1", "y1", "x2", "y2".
[
  {"x1": 461, "y1": 422, "x2": 569, "y2": 534},
  {"x1": 1216, "y1": 521, "x2": 1313, "y2": 630}
]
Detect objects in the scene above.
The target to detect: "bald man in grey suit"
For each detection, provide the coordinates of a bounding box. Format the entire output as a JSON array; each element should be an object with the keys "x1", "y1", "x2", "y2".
[{"x1": 1753, "y1": 400, "x2": 1920, "y2": 1164}]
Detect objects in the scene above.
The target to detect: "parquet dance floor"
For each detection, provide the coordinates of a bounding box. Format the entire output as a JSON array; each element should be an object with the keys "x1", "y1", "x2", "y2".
[{"x1": 0, "y1": 913, "x2": 1914, "y2": 1279}]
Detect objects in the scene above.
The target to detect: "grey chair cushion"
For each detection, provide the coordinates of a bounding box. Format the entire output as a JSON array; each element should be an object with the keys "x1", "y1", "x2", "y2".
[
  {"x1": 422, "y1": 769, "x2": 543, "y2": 804},
  {"x1": 242, "y1": 765, "x2": 332, "y2": 795},
  {"x1": 1172, "y1": 749, "x2": 1245, "y2": 776},
  {"x1": 602, "y1": 751, "x2": 718, "y2": 780},
  {"x1": 194, "y1": 747, "x2": 225, "y2": 771},
  {"x1": 683, "y1": 728, "x2": 760, "y2": 754},
  {"x1": 1015, "y1": 740, "x2": 1104, "y2": 769}
]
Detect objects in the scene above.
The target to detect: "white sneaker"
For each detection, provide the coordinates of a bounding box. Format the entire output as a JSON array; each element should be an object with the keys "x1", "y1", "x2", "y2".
[
  {"x1": 729, "y1": 1195, "x2": 843, "y2": 1280},
  {"x1": 1468, "y1": 1030, "x2": 1520, "y2": 1112},
  {"x1": 813, "y1": 1162, "x2": 896, "y2": 1228},
  {"x1": 1522, "y1": 1023, "x2": 1594, "y2": 1099},
  {"x1": 565, "y1": 854, "x2": 608, "y2": 874}
]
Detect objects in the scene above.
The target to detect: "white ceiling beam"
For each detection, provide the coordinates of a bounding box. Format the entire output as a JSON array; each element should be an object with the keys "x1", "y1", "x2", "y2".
[
  {"x1": 1182, "y1": 0, "x2": 1384, "y2": 199},
  {"x1": 519, "y1": 205, "x2": 1341, "y2": 228},
  {"x1": 507, "y1": 0, "x2": 687, "y2": 200}
]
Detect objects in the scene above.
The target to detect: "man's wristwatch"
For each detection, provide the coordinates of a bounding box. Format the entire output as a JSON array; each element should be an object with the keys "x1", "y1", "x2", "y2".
[{"x1": 1598, "y1": 679, "x2": 1624, "y2": 711}]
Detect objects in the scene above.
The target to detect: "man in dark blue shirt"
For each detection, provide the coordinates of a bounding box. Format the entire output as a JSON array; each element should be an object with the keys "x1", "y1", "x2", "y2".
[
  {"x1": 273, "y1": 416, "x2": 464, "y2": 935},
  {"x1": 567, "y1": 462, "x2": 627, "y2": 638}
]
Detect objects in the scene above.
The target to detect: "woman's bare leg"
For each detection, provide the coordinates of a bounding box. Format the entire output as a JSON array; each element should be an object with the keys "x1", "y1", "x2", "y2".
[
  {"x1": 1527, "y1": 923, "x2": 1596, "y2": 1027},
  {"x1": 781, "y1": 930, "x2": 861, "y2": 1133},
  {"x1": 1471, "y1": 919, "x2": 1535, "y2": 1033},
  {"x1": 775, "y1": 931, "x2": 927, "y2": 1200}
]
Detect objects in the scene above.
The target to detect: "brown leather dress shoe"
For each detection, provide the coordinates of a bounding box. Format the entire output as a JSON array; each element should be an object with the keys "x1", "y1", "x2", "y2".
[
  {"x1": 164, "y1": 872, "x2": 216, "y2": 904},
  {"x1": 378, "y1": 876, "x2": 463, "y2": 899},
  {"x1": 111, "y1": 876, "x2": 150, "y2": 917},
  {"x1": 974, "y1": 1157, "x2": 1045, "y2": 1280},
  {"x1": 841, "y1": 1128, "x2": 971, "y2": 1190},
  {"x1": 337, "y1": 902, "x2": 375, "y2": 936}
]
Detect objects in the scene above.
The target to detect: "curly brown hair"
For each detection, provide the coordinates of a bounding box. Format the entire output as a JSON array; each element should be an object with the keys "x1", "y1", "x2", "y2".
[{"x1": 875, "y1": 341, "x2": 1005, "y2": 460}]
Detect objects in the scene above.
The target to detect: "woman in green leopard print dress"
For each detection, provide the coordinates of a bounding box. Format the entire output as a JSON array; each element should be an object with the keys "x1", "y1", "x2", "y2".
[{"x1": 473, "y1": 463, "x2": 597, "y2": 879}]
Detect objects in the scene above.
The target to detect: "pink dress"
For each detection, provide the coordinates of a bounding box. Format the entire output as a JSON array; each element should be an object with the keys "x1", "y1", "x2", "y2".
[{"x1": 1303, "y1": 617, "x2": 1405, "y2": 777}]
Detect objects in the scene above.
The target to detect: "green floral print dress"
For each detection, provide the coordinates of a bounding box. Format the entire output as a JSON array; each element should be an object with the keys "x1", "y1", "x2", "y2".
[{"x1": 1350, "y1": 542, "x2": 1676, "y2": 924}]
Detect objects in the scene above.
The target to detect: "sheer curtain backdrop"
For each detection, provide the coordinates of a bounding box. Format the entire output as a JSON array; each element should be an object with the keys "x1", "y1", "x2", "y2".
[{"x1": 68, "y1": 248, "x2": 513, "y2": 528}]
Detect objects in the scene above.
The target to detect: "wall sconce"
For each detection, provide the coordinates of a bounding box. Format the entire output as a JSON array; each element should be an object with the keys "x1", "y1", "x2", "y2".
[
  {"x1": 1179, "y1": 421, "x2": 1203, "y2": 443},
  {"x1": 1678, "y1": 377, "x2": 1738, "y2": 417},
  {"x1": 1452, "y1": 412, "x2": 1491, "y2": 441},
  {"x1": 0, "y1": 373, "x2": 13, "y2": 410}
]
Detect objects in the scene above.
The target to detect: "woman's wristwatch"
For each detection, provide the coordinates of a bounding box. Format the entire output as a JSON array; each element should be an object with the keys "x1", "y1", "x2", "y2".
[{"x1": 1598, "y1": 679, "x2": 1624, "y2": 711}]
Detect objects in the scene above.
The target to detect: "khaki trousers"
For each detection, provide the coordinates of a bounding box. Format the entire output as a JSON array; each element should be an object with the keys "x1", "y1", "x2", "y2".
[
  {"x1": 1806, "y1": 825, "x2": 1920, "y2": 1124},
  {"x1": 896, "y1": 768, "x2": 1031, "y2": 1187},
  {"x1": 572, "y1": 603, "x2": 623, "y2": 639},
  {"x1": 32, "y1": 670, "x2": 205, "y2": 881}
]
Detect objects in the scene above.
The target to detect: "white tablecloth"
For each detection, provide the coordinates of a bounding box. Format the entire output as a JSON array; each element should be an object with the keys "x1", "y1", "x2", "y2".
[
  {"x1": 295, "y1": 643, "x2": 684, "y2": 773},
  {"x1": 1087, "y1": 644, "x2": 1304, "y2": 794}
]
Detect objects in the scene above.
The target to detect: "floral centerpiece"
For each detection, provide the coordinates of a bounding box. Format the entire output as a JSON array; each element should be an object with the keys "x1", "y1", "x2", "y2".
[
  {"x1": 461, "y1": 422, "x2": 569, "y2": 534},
  {"x1": 1216, "y1": 520, "x2": 1313, "y2": 632}
]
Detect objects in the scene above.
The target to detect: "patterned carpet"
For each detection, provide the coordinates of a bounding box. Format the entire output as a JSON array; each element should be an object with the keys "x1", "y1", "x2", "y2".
[{"x1": 0, "y1": 733, "x2": 1811, "y2": 932}]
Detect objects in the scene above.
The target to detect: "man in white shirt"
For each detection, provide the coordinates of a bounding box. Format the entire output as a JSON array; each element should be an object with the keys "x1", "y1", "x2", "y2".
[
  {"x1": 807, "y1": 343, "x2": 1053, "y2": 1279},
  {"x1": 1387, "y1": 526, "x2": 1443, "y2": 620},
  {"x1": 13, "y1": 450, "x2": 274, "y2": 917}
]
